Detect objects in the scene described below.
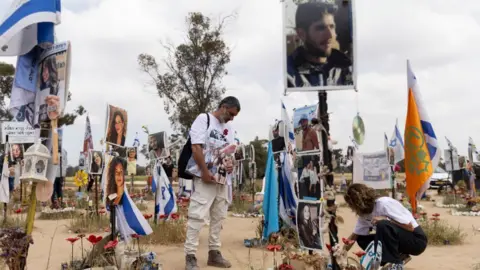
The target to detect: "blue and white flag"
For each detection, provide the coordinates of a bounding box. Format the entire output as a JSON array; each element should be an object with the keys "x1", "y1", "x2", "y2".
[
  {"x1": 116, "y1": 188, "x2": 153, "y2": 242},
  {"x1": 0, "y1": 0, "x2": 60, "y2": 56},
  {"x1": 262, "y1": 142, "x2": 279, "y2": 239},
  {"x1": 152, "y1": 160, "x2": 177, "y2": 219},
  {"x1": 133, "y1": 132, "x2": 140, "y2": 148},
  {"x1": 278, "y1": 152, "x2": 297, "y2": 227},
  {"x1": 281, "y1": 101, "x2": 295, "y2": 150},
  {"x1": 389, "y1": 119, "x2": 405, "y2": 164}
]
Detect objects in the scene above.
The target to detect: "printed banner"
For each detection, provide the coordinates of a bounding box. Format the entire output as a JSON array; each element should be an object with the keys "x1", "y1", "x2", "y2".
[
  {"x1": 34, "y1": 41, "x2": 71, "y2": 125},
  {"x1": 353, "y1": 151, "x2": 391, "y2": 189},
  {"x1": 78, "y1": 152, "x2": 86, "y2": 170},
  {"x1": 296, "y1": 201, "x2": 323, "y2": 251},
  {"x1": 1, "y1": 121, "x2": 35, "y2": 144},
  {"x1": 444, "y1": 149, "x2": 460, "y2": 172},
  {"x1": 284, "y1": 0, "x2": 356, "y2": 92}
]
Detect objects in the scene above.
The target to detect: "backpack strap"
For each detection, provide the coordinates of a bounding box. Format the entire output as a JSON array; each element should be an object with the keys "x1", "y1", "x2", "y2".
[{"x1": 206, "y1": 113, "x2": 210, "y2": 128}]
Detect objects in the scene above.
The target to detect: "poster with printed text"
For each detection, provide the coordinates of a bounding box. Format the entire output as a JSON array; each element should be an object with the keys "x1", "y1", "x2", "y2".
[
  {"x1": 284, "y1": 0, "x2": 356, "y2": 92},
  {"x1": 353, "y1": 151, "x2": 391, "y2": 189},
  {"x1": 34, "y1": 41, "x2": 71, "y2": 126}
]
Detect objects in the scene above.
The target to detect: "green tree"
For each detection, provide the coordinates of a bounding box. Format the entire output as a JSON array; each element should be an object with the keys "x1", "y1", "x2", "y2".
[
  {"x1": 249, "y1": 136, "x2": 268, "y2": 178},
  {"x1": 0, "y1": 61, "x2": 86, "y2": 126},
  {"x1": 138, "y1": 12, "x2": 233, "y2": 135}
]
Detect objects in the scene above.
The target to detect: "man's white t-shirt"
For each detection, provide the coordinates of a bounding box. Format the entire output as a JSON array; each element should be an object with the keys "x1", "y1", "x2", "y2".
[
  {"x1": 353, "y1": 197, "x2": 419, "y2": 236},
  {"x1": 186, "y1": 113, "x2": 235, "y2": 178}
]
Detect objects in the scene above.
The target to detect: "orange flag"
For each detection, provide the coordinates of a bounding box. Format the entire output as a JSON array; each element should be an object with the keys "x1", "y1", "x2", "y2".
[{"x1": 404, "y1": 60, "x2": 439, "y2": 212}]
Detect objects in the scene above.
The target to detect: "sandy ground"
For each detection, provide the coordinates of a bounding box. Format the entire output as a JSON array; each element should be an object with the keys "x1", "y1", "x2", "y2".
[{"x1": 24, "y1": 192, "x2": 480, "y2": 270}]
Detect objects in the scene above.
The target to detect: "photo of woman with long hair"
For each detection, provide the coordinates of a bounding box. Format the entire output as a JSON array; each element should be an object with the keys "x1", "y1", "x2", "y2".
[
  {"x1": 40, "y1": 56, "x2": 59, "y2": 95},
  {"x1": 90, "y1": 151, "x2": 103, "y2": 174},
  {"x1": 296, "y1": 202, "x2": 322, "y2": 250},
  {"x1": 106, "y1": 156, "x2": 126, "y2": 205},
  {"x1": 106, "y1": 106, "x2": 127, "y2": 146}
]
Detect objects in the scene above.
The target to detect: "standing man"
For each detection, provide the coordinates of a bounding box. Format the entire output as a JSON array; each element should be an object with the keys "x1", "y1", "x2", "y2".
[
  {"x1": 287, "y1": 1, "x2": 352, "y2": 88},
  {"x1": 184, "y1": 96, "x2": 240, "y2": 270}
]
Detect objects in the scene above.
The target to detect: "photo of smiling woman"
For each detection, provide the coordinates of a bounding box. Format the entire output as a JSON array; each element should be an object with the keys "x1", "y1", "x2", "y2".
[
  {"x1": 10, "y1": 144, "x2": 24, "y2": 161},
  {"x1": 105, "y1": 105, "x2": 128, "y2": 147},
  {"x1": 89, "y1": 150, "x2": 103, "y2": 175},
  {"x1": 106, "y1": 156, "x2": 126, "y2": 205},
  {"x1": 127, "y1": 147, "x2": 137, "y2": 176}
]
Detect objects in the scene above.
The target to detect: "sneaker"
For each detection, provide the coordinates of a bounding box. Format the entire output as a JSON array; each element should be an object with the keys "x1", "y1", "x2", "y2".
[
  {"x1": 185, "y1": 254, "x2": 199, "y2": 270},
  {"x1": 207, "y1": 250, "x2": 232, "y2": 268}
]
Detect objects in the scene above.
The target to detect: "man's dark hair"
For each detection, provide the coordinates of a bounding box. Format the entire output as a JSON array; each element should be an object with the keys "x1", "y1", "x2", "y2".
[
  {"x1": 218, "y1": 96, "x2": 241, "y2": 111},
  {"x1": 295, "y1": 2, "x2": 338, "y2": 30}
]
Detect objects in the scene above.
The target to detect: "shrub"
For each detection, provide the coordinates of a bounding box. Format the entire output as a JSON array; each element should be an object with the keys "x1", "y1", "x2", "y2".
[
  {"x1": 442, "y1": 194, "x2": 466, "y2": 206},
  {"x1": 229, "y1": 193, "x2": 254, "y2": 214},
  {"x1": 419, "y1": 214, "x2": 467, "y2": 245},
  {"x1": 38, "y1": 209, "x2": 78, "y2": 220}
]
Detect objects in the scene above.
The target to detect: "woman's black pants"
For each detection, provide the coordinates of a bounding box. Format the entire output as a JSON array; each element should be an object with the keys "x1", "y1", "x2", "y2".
[{"x1": 357, "y1": 220, "x2": 428, "y2": 264}]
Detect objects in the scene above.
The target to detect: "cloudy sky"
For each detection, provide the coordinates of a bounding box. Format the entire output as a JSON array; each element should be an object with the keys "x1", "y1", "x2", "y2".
[{"x1": 1, "y1": 0, "x2": 480, "y2": 166}]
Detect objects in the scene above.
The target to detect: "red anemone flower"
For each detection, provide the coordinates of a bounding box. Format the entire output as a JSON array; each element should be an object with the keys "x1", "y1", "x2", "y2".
[
  {"x1": 171, "y1": 213, "x2": 180, "y2": 220},
  {"x1": 341, "y1": 237, "x2": 355, "y2": 245},
  {"x1": 432, "y1": 213, "x2": 440, "y2": 217},
  {"x1": 131, "y1": 234, "x2": 140, "y2": 239},
  {"x1": 14, "y1": 209, "x2": 22, "y2": 214},
  {"x1": 66, "y1": 237, "x2": 79, "y2": 244},
  {"x1": 143, "y1": 214, "x2": 153, "y2": 220},
  {"x1": 87, "y1": 235, "x2": 103, "y2": 245},
  {"x1": 266, "y1": 244, "x2": 282, "y2": 252}
]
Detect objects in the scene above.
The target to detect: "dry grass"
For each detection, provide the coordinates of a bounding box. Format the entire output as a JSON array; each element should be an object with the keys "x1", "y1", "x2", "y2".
[
  {"x1": 38, "y1": 210, "x2": 79, "y2": 220},
  {"x1": 69, "y1": 214, "x2": 111, "y2": 234},
  {"x1": 419, "y1": 216, "x2": 467, "y2": 245},
  {"x1": 135, "y1": 203, "x2": 148, "y2": 212},
  {"x1": 442, "y1": 193, "x2": 466, "y2": 205},
  {"x1": 229, "y1": 194, "x2": 254, "y2": 214},
  {"x1": 145, "y1": 218, "x2": 187, "y2": 245}
]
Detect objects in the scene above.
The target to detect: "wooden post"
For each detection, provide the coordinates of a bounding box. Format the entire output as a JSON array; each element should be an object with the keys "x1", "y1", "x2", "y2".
[
  {"x1": 95, "y1": 175, "x2": 99, "y2": 216},
  {"x1": 25, "y1": 182, "x2": 38, "y2": 235},
  {"x1": 110, "y1": 201, "x2": 116, "y2": 241}
]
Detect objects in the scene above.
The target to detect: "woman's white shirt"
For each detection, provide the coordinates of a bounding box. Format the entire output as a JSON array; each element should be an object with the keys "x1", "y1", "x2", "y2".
[{"x1": 353, "y1": 197, "x2": 419, "y2": 236}]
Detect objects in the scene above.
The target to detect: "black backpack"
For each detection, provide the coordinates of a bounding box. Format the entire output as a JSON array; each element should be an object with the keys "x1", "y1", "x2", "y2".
[{"x1": 178, "y1": 113, "x2": 210, "y2": 179}]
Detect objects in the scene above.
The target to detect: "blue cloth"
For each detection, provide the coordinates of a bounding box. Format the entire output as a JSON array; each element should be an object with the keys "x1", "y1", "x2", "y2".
[
  {"x1": 13, "y1": 46, "x2": 42, "y2": 92},
  {"x1": 262, "y1": 142, "x2": 279, "y2": 239},
  {"x1": 8, "y1": 177, "x2": 14, "y2": 192}
]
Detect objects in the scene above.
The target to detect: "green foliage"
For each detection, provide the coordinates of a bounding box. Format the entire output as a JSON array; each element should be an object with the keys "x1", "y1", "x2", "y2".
[
  {"x1": 249, "y1": 136, "x2": 268, "y2": 178},
  {"x1": 419, "y1": 218, "x2": 466, "y2": 245},
  {"x1": 138, "y1": 12, "x2": 234, "y2": 135}
]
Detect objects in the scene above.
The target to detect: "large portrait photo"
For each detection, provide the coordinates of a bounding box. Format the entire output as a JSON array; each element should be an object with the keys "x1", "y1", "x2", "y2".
[
  {"x1": 284, "y1": 0, "x2": 355, "y2": 92},
  {"x1": 296, "y1": 201, "x2": 323, "y2": 250},
  {"x1": 105, "y1": 104, "x2": 128, "y2": 147},
  {"x1": 105, "y1": 156, "x2": 126, "y2": 205}
]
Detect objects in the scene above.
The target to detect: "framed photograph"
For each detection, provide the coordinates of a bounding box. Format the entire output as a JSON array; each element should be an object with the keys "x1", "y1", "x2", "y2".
[
  {"x1": 353, "y1": 151, "x2": 391, "y2": 189},
  {"x1": 283, "y1": 0, "x2": 356, "y2": 93},
  {"x1": 298, "y1": 156, "x2": 322, "y2": 200},
  {"x1": 79, "y1": 152, "x2": 86, "y2": 170},
  {"x1": 234, "y1": 144, "x2": 245, "y2": 161},
  {"x1": 296, "y1": 201, "x2": 323, "y2": 250},
  {"x1": 88, "y1": 150, "x2": 104, "y2": 175},
  {"x1": 293, "y1": 104, "x2": 321, "y2": 154},
  {"x1": 126, "y1": 147, "x2": 137, "y2": 176},
  {"x1": 105, "y1": 104, "x2": 128, "y2": 147},
  {"x1": 148, "y1": 131, "x2": 168, "y2": 159}
]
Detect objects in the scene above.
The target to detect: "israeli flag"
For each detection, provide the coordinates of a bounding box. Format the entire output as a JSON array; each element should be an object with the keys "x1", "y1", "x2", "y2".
[
  {"x1": 278, "y1": 152, "x2": 297, "y2": 227},
  {"x1": 0, "y1": 0, "x2": 61, "y2": 56},
  {"x1": 116, "y1": 188, "x2": 153, "y2": 242},
  {"x1": 389, "y1": 119, "x2": 405, "y2": 164},
  {"x1": 133, "y1": 132, "x2": 140, "y2": 147},
  {"x1": 281, "y1": 101, "x2": 295, "y2": 149},
  {"x1": 152, "y1": 160, "x2": 177, "y2": 219}
]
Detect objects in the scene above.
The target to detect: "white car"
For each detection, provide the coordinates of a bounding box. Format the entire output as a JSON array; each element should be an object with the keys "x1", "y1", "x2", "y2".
[{"x1": 429, "y1": 167, "x2": 452, "y2": 190}]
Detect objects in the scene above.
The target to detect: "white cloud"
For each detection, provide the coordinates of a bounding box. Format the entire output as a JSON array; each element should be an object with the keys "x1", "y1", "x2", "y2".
[{"x1": 1, "y1": 0, "x2": 480, "y2": 167}]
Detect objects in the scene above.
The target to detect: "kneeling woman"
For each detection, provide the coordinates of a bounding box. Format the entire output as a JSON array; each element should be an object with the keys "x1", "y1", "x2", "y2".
[{"x1": 343, "y1": 184, "x2": 427, "y2": 269}]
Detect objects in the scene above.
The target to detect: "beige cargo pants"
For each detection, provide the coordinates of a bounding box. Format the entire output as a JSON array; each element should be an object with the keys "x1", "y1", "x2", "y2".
[{"x1": 184, "y1": 178, "x2": 228, "y2": 255}]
